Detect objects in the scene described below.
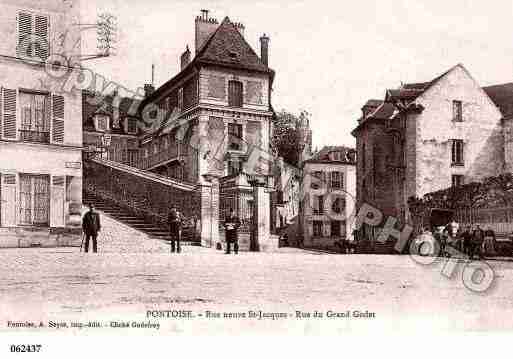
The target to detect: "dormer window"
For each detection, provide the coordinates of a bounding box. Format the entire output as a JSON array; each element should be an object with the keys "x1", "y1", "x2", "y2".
[
  {"x1": 94, "y1": 114, "x2": 110, "y2": 132},
  {"x1": 229, "y1": 51, "x2": 238, "y2": 60},
  {"x1": 331, "y1": 151, "x2": 342, "y2": 161}
]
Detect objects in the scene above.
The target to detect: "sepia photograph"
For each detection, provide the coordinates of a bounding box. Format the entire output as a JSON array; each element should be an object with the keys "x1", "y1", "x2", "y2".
[{"x1": 0, "y1": 0, "x2": 513, "y2": 355}]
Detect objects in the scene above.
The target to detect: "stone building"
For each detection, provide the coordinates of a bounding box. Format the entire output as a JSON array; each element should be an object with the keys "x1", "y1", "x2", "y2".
[
  {"x1": 353, "y1": 63, "x2": 512, "y2": 240},
  {"x1": 0, "y1": 0, "x2": 83, "y2": 247},
  {"x1": 82, "y1": 90, "x2": 141, "y2": 166},
  {"x1": 299, "y1": 146, "x2": 356, "y2": 249},
  {"x1": 135, "y1": 10, "x2": 276, "y2": 250}
]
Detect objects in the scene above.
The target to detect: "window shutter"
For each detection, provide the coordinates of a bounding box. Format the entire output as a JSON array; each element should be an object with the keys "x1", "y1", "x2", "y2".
[
  {"x1": 2, "y1": 88, "x2": 17, "y2": 139},
  {"x1": 17, "y1": 12, "x2": 32, "y2": 58},
  {"x1": 34, "y1": 15, "x2": 49, "y2": 61},
  {"x1": 1, "y1": 174, "x2": 17, "y2": 226},
  {"x1": 52, "y1": 95, "x2": 64, "y2": 143}
]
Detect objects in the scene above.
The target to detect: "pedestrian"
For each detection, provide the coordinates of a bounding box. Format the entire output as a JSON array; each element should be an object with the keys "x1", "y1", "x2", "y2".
[
  {"x1": 168, "y1": 205, "x2": 183, "y2": 253},
  {"x1": 461, "y1": 226, "x2": 472, "y2": 257},
  {"x1": 82, "y1": 203, "x2": 101, "y2": 253},
  {"x1": 224, "y1": 208, "x2": 241, "y2": 254},
  {"x1": 483, "y1": 226, "x2": 497, "y2": 257},
  {"x1": 471, "y1": 224, "x2": 485, "y2": 260}
]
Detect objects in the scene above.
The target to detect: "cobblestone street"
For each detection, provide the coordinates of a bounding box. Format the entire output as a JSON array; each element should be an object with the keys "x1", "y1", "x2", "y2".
[{"x1": 1, "y1": 211, "x2": 513, "y2": 334}]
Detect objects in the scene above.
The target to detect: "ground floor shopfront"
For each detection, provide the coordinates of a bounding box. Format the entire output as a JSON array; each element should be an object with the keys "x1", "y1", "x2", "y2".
[{"x1": 0, "y1": 142, "x2": 82, "y2": 248}]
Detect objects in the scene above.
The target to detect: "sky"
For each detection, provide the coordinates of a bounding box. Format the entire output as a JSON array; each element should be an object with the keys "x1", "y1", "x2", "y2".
[{"x1": 82, "y1": 0, "x2": 513, "y2": 150}]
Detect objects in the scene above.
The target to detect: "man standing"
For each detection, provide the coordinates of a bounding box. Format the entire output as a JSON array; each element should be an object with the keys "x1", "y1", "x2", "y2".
[
  {"x1": 483, "y1": 227, "x2": 497, "y2": 257},
  {"x1": 224, "y1": 208, "x2": 241, "y2": 254},
  {"x1": 471, "y1": 224, "x2": 485, "y2": 260},
  {"x1": 82, "y1": 204, "x2": 101, "y2": 253},
  {"x1": 461, "y1": 226, "x2": 472, "y2": 256},
  {"x1": 168, "y1": 206, "x2": 183, "y2": 253}
]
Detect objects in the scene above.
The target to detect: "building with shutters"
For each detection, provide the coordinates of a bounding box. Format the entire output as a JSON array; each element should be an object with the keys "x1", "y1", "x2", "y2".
[
  {"x1": 352, "y1": 64, "x2": 513, "y2": 242},
  {"x1": 0, "y1": 0, "x2": 83, "y2": 247},
  {"x1": 298, "y1": 146, "x2": 357, "y2": 250}
]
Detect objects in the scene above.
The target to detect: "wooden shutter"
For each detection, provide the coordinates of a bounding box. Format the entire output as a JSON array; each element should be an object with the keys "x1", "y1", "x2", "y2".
[
  {"x1": 34, "y1": 15, "x2": 49, "y2": 61},
  {"x1": 1, "y1": 174, "x2": 17, "y2": 227},
  {"x1": 17, "y1": 12, "x2": 32, "y2": 58},
  {"x1": 2, "y1": 88, "x2": 17, "y2": 139},
  {"x1": 52, "y1": 94, "x2": 64, "y2": 143},
  {"x1": 50, "y1": 175, "x2": 65, "y2": 227}
]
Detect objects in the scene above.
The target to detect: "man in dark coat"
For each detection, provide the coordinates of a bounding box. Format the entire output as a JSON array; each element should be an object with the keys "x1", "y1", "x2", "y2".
[
  {"x1": 471, "y1": 224, "x2": 485, "y2": 260},
  {"x1": 168, "y1": 206, "x2": 183, "y2": 253},
  {"x1": 461, "y1": 226, "x2": 472, "y2": 256},
  {"x1": 224, "y1": 208, "x2": 241, "y2": 254},
  {"x1": 82, "y1": 204, "x2": 101, "y2": 253}
]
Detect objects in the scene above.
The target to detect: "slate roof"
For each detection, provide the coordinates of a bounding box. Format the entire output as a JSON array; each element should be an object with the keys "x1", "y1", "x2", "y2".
[
  {"x1": 195, "y1": 17, "x2": 270, "y2": 73},
  {"x1": 304, "y1": 145, "x2": 356, "y2": 165},
  {"x1": 143, "y1": 17, "x2": 273, "y2": 105},
  {"x1": 482, "y1": 83, "x2": 513, "y2": 120}
]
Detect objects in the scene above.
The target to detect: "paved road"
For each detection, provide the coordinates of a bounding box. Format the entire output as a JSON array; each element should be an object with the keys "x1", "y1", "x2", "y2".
[{"x1": 1, "y1": 211, "x2": 513, "y2": 333}]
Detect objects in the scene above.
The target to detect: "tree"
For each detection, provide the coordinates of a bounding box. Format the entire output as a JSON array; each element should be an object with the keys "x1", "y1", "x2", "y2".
[{"x1": 271, "y1": 110, "x2": 309, "y2": 167}]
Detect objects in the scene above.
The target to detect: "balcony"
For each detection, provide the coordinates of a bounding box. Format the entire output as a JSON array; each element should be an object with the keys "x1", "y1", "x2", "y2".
[
  {"x1": 138, "y1": 141, "x2": 190, "y2": 171},
  {"x1": 19, "y1": 129, "x2": 50, "y2": 144}
]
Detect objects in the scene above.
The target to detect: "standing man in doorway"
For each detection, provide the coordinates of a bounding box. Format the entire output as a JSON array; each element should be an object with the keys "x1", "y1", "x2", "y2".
[
  {"x1": 224, "y1": 208, "x2": 241, "y2": 254},
  {"x1": 82, "y1": 203, "x2": 101, "y2": 253}
]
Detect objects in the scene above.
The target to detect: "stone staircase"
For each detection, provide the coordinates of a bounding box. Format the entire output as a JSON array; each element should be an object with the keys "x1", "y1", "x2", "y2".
[{"x1": 83, "y1": 191, "x2": 201, "y2": 246}]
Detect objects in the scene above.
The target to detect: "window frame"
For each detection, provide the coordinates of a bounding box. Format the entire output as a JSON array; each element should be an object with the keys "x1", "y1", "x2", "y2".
[
  {"x1": 17, "y1": 10, "x2": 50, "y2": 61},
  {"x1": 312, "y1": 220, "x2": 323, "y2": 237},
  {"x1": 452, "y1": 174, "x2": 464, "y2": 188},
  {"x1": 452, "y1": 100, "x2": 463, "y2": 122},
  {"x1": 94, "y1": 114, "x2": 110, "y2": 132},
  {"x1": 451, "y1": 139, "x2": 464, "y2": 166},
  {"x1": 228, "y1": 80, "x2": 243, "y2": 108}
]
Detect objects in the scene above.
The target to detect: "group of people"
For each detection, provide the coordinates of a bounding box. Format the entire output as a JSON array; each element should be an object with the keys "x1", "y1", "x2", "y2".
[
  {"x1": 432, "y1": 222, "x2": 497, "y2": 260},
  {"x1": 82, "y1": 203, "x2": 242, "y2": 254},
  {"x1": 167, "y1": 206, "x2": 240, "y2": 254}
]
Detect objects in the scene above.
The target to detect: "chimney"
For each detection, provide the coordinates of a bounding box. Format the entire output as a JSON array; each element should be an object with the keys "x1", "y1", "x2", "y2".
[
  {"x1": 260, "y1": 34, "x2": 270, "y2": 67},
  {"x1": 195, "y1": 9, "x2": 219, "y2": 54},
  {"x1": 180, "y1": 45, "x2": 191, "y2": 70},
  {"x1": 233, "y1": 21, "x2": 245, "y2": 37},
  {"x1": 144, "y1": 84, "x2": 155, "y2": 98}
]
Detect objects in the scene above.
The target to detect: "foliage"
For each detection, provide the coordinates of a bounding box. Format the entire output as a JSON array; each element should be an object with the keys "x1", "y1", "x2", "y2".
[{"x1": 271, "y1": 109, "x2": 310, "y2": 167}]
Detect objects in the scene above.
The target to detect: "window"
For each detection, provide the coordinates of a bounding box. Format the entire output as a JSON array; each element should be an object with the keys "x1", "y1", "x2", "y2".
[
  {"x1": 178, "y1": 88, "x2": 183, "y2": 111},
  {"x1": 314, "y1": 195, "x2": 324, "y2": 215},
  {"x1": 330, "y1": 171, "x2": 343, "y2": 189},
  {"x1": 451, "y1": 139, "x2": 464, "y2": 166},
  {"x1": 330, "y1": 221, "x2": 341, "y2": 237},
  {"x1": 453, "y1": 100, "x2": 463, "y2": 122},
  {"x1": 228, "y1": 123, "x2": 243, "y2": 151},
  {"x1": 228, "y1": 80, "x2": 243, "y2": 107},
  {"x1": 228, "y1": 159, "x2": 242, "y2": 176},
  {"x1": 19, "y1": 91, "x2": 50, "y2": 143},
  {"x1": 19, "y1": 174, "x2": 50, "y2": 226},
  {"x1": 95, "y1": 115, "x2": 109, "y2": 132},
  {"x1": 126, "y1": 117, "x2": 137, "y2": 134},
  {"x1": 17, "y1": 12, "x2": 49, "y2": 61},
  {"x1": 452, "y1": 174, "x2": 464, "y2": 187},
  {"x1": 313, "y1": 221, "x2": 323, "y2": 237}
]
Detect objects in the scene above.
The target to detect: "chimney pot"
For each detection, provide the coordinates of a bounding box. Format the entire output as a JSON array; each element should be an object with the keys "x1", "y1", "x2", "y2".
[{"x1": 259, "y1": 34, "x2": 270, "y2": 67}]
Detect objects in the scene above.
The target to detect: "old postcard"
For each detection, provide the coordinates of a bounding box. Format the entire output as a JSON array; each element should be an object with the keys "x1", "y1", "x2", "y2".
[{"x1": 1, "y1": 0, "x2": 513, "y2": 355}]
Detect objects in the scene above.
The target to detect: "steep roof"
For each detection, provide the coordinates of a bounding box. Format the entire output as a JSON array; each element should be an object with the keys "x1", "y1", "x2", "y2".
[
  {"x1": 143, "y1": 17, "x2": 273, "y2": 105},
  {"x1": 483, "y1": 83, "x2": 513, "y2": 120},
  {"x1": 195, "y1": 17, "x2": 270, "y2": 73},
  {"x1": 304, "y1": 145, "x2": 356, "y2": 165}
]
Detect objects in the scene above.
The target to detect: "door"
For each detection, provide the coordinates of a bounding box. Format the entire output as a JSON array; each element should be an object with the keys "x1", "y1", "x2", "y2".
[{"x1": 1, "y1": 174, "x2": 17, "y2": 227}]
